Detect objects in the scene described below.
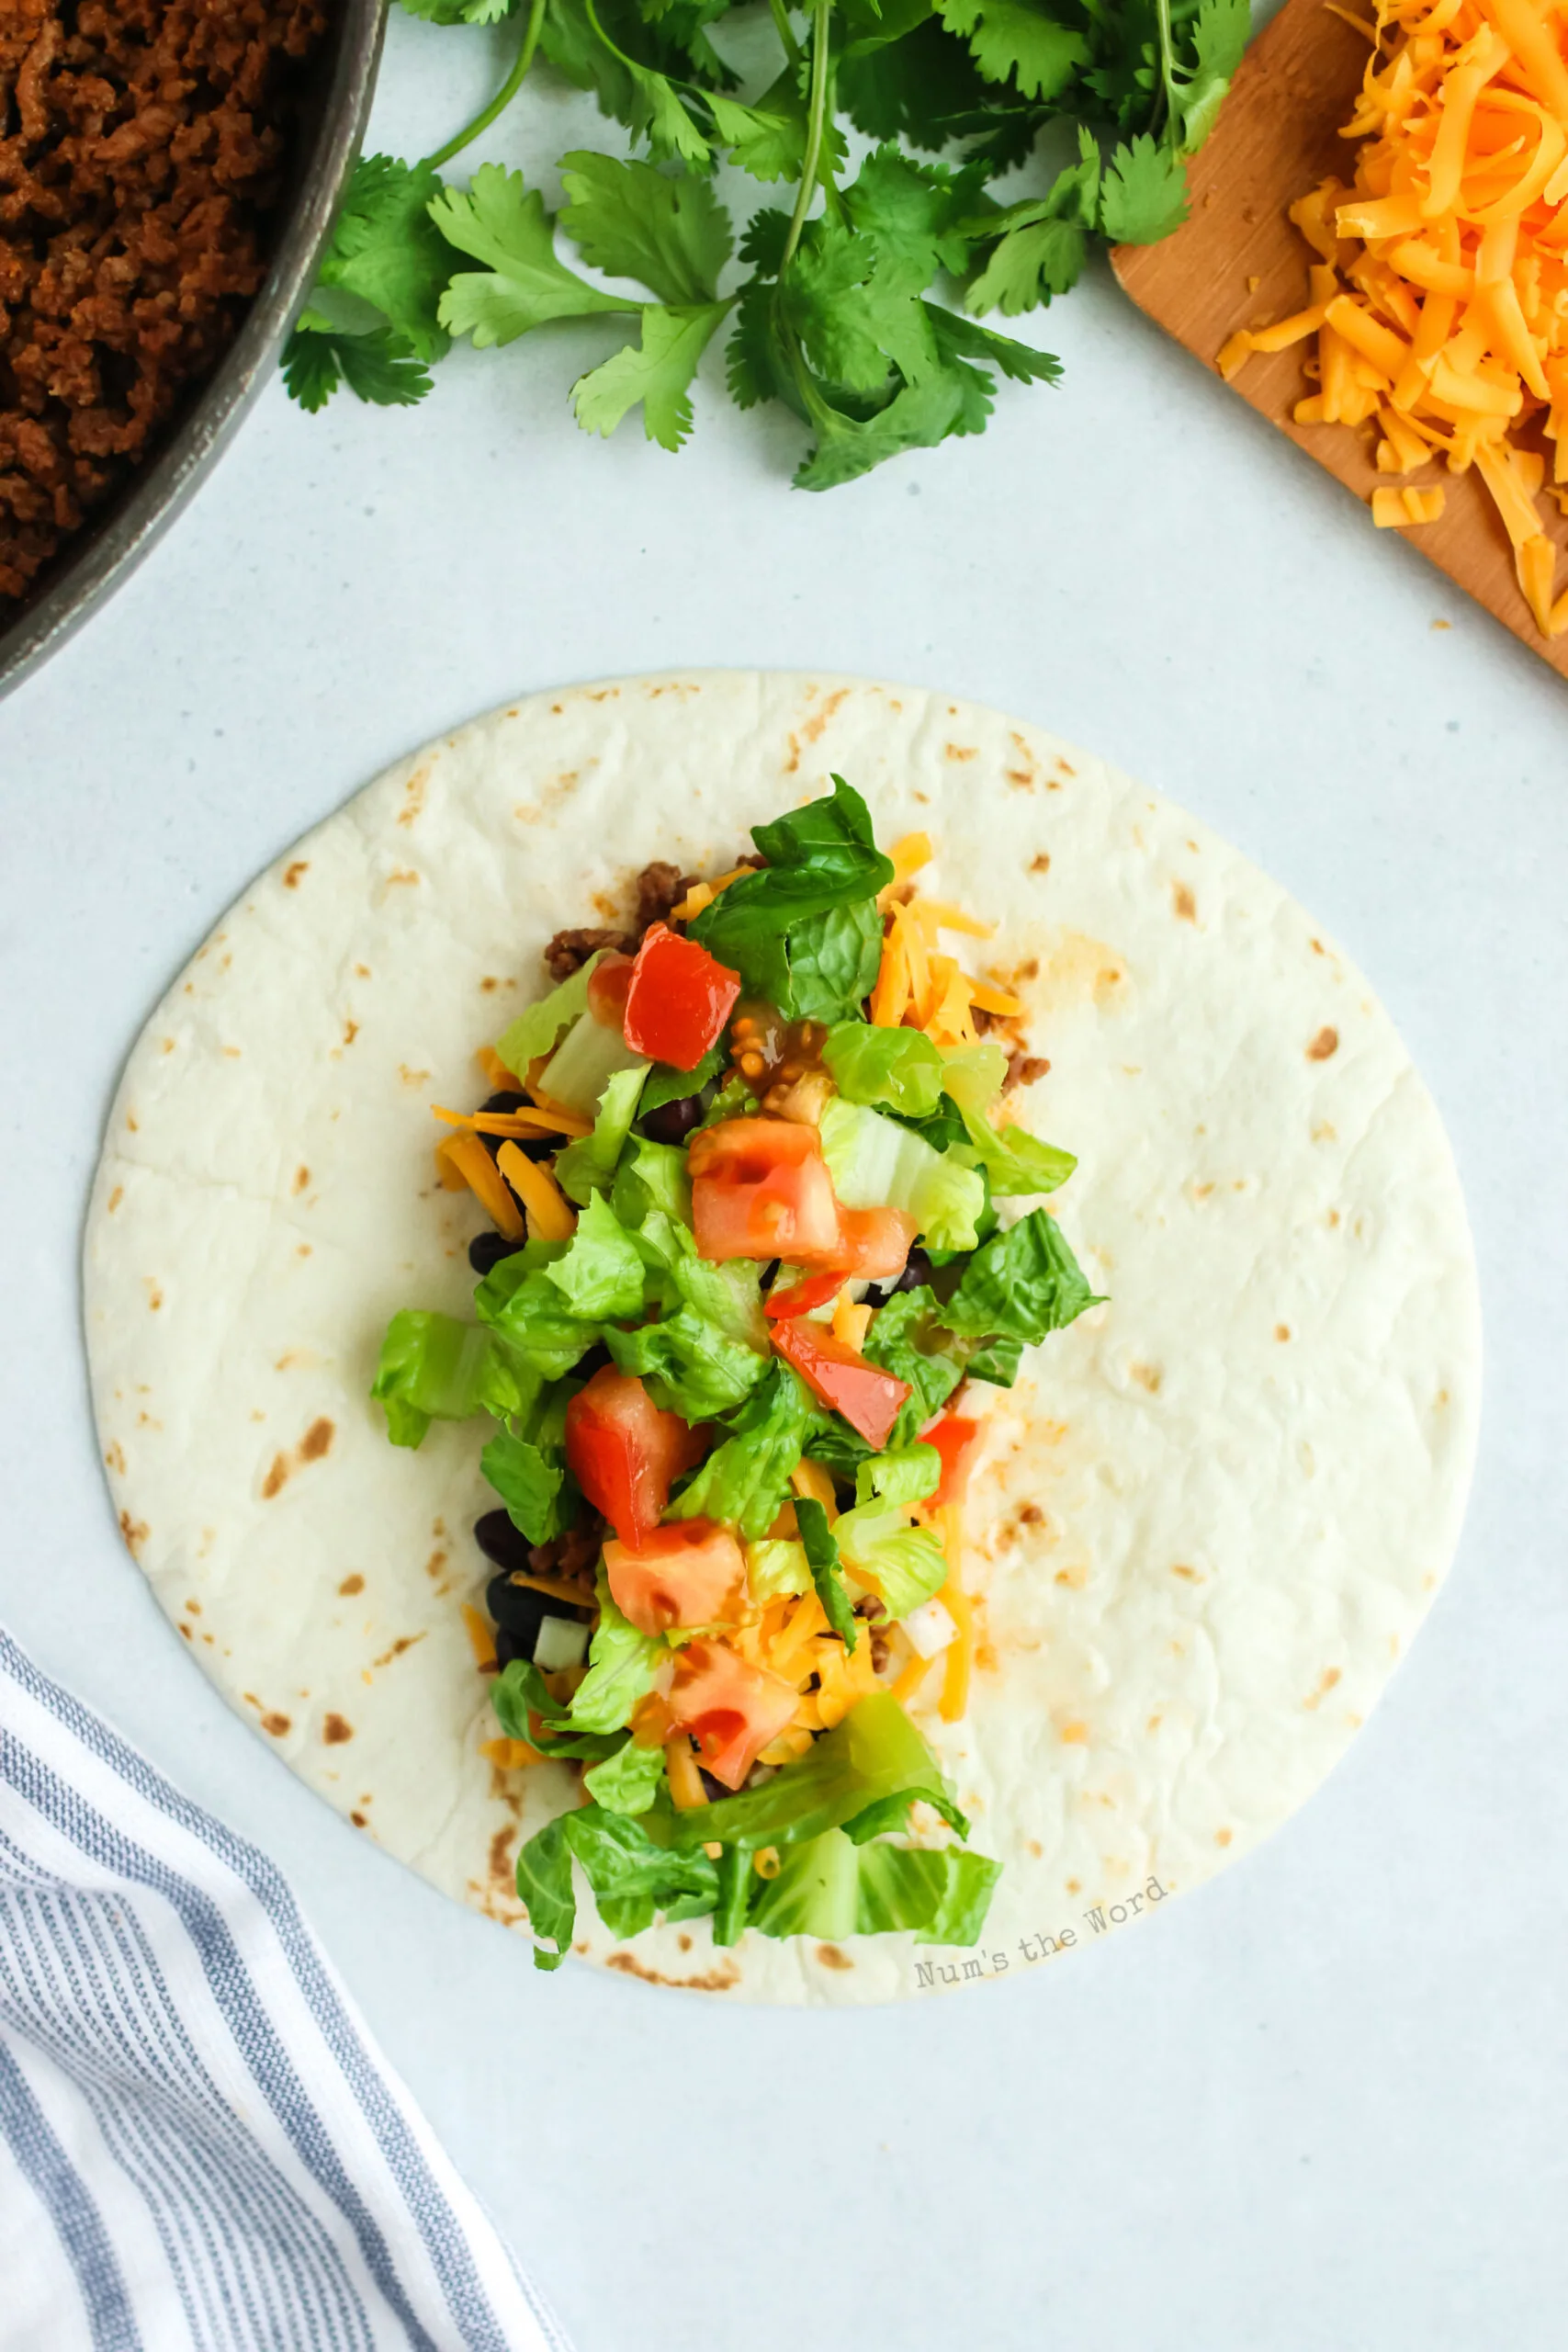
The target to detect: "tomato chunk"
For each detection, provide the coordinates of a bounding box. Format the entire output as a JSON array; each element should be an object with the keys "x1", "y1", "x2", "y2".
[
  {"x1": 586, "y1": 950, "x2": 635, "y2": 1027},
  {"x1": 564, "y1": 1367, "x2": 704, "y2": 1549},
  {"x1": 690, "y1": 1117, "x2": 843, "y2": 1266},
  {"x1": 623, "y1": 924, "x2": 741, "y2": 1070},
  {"x1": 835, "y1": 1204, "x2": 917, "y2": 1281},
  {"x1": 667, "y1": 1638, "x2": 798, "y2": 1790},
  {"x1": 771, "y1": 1317, "x2": 911, "y2": 1449},
  {"x1": 604, "y1": 1520, "x2": 746, "y2": 1635},
  {"x1": 764, "y1": 1270, "x2": 845, "y2": 1319},
  {"x1": 923, "y1": 1412, "x2": 981, "y2": 1508}
]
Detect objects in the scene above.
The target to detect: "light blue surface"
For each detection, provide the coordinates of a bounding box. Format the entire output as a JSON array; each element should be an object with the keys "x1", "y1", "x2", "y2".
[{"x1": 1, "y1": 10, "x2": 1565, "y2": 2346}]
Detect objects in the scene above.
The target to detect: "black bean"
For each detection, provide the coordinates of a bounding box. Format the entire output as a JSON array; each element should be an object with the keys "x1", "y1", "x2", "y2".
[
  {"x1": 493, "y1": 1623, "x2": 535, "y2": 1671},
  {"x1": 468, "y1": 1231, "x2": 525, "y2": 1276},
  {"x1": 641, "y1": 1092, "x2": 704, "y2": 1145},
  {"x1": 479, "y1": 1092, "x2": 529, "y2": 1116},
  {"x1": 573, "y1": 1340, "x2": 614, "y2": 1383},
  {"x1": 475, "y1": 1510, "x2": 533, "y2": 1574},
  {"x1": 863, "y1": 1248, "x2": 933, "y2": 1308}
]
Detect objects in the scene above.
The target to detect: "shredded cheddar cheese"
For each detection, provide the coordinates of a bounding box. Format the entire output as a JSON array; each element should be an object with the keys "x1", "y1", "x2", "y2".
[
  {"x1": 665, "y1": 1735, "x2": 708, "y2": 1808},
  {"x1": 1223, "y1": 0, "x2": 1568, "y2": 634},
  {"x1": 933, "y1": 1502, "x2": 973, "y2": 1724},
  {"x1": 495, "y1": 1143, "x2": 576, "y2": 1240},
  {"x1": 476, "y1": 1046, "x2": 522, "y2": 1092},
  {"x1": 670, "y1": 866, "x2": 751, "y2": 924},
  {"x1": 461, "y1": 1602, "x2": 498, "y2": 1668},
  {"x1": 831, "y1": 1287, "x2": 874, "y2": 1351},
  {"x1": 438, "y1": 1132, "x2": 525, "y2": 1240},
  {"x1": 788, "y1": 1459, "x2": 839, "y2": 1520},
  {"x1": 434, "y1": 1102, "x2": 591, "y2": 1139},
  {"x1": 479, "y1": 1736, "x2": 544, "y2": 1769}
]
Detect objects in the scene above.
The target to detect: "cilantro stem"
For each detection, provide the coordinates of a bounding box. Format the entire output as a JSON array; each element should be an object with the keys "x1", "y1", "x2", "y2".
[
  {"x1": 1151, "y1": 0, "x2": 1182, "y2": 145},
  {"x1": 425, "y1": 0, "x2": 547, "y2": 172},
  {"x1": 781, "y1": 0, "x2": 832, "y2": 272},
  {"x1": 768, "y1": 0, "x2": 803, "y2": 69}
]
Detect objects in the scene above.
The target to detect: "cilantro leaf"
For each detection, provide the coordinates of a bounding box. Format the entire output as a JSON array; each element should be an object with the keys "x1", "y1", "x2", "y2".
[
  {"x1": 1099, "y1": 132, "x2": 1190, "y2": 243},
  {"x1": 282, "y1": 325, "x2": 434, "y2": 410},
  {"x1": 432, "y1": 165, "x2": 642, "y2": 346},
  {"x1": 1179, "y1": 0, "x2": 1249, "y2": 151},
  {"x1": 398, "y1": 0, "x2": 513, "y2": 19},
  {"x1": 281, "y1": 327, "x2": 344, "y2": 412},
  {"x1": 571, "y1": 300, "x2": 729, "y2": 448},
  {"x1": 936, "y1": 0, "x2": 1089, "y2": 100},
  {"x1": 318, "y1": 156, "x2": 454, "y2": 362},
  {"x1": 793, "y1": 372, "x2": 972, "y2": 491},
  {"x1": 558, "y1": 150, "x2": 731, "y2": 303}
]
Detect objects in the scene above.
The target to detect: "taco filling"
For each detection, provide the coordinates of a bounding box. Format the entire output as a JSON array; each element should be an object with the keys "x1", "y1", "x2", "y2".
[{"x1": 372, "y1": 778, "x2": 1100, "y2": 1970}]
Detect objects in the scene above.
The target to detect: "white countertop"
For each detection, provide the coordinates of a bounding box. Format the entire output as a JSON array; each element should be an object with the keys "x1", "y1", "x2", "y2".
[{"x1": 2, "y1": 14, "x2": 1565, "y2": 2346}]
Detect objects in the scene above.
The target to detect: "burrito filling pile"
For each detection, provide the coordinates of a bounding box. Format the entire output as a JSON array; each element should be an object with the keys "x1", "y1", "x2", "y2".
[{"x1": 372, "y1": 778, "x2": 1099, "y2": 1968}]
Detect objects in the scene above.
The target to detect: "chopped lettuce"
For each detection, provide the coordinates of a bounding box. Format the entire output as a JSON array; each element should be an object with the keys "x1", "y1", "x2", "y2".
[
  {"x1": 745, "y1": 1538, "x2": 812, "y2": 1603},
  {"x1": 567, "y1": 1580, "x2": 667, "y2": 1735},
  {"x1": 861, "y1": 1289, "x2": 964, "y2": 1444},
  {"x1": 655, "y1": 1693, "x2": 953, "y2": 1854},
  {"x1": 795, "y1": 1497, "x2": 858, "y2": 1649},
  {"x1": 942, "y1": 1208, "x2": 1101, "y2": 1344},
  {"x1": 514, "y1": 1817, "x2": 576, "y2": 1968},
  {"x1": 539, "y1": 1010, "x2": 648, "y2": 1120},
  {"x1": 517, "y1": 1804, "x2": 723, "y2": 1967},
  {"x1": 480, "y1": 1423, "x2": 570, "y2": 1544},
  {"x1": 605, "y1": 1306, "x2": 766, "y2": 1421},
  {"x1": 611, "y1": 1135, "x2": 692, "y2": 1228},
  {"x1": 370, "y1": 1310, "x2": 536, "y2": 1446},
  {"x1": 491, "y1": 1661, "x2": 624, "y2": 1763},
  {"x1": 689, "y1": 779, "x2": 894, "y2": 1014},
  {"x1": 818, "y1": 1097, "x2": 985, "y2": 1252},
  {"x1": 494, "y1": 953, "x2": 604, "y2": 1076},
  {"x1": 669, "y1": 1360, "x2": 816, "y2": 1538},
  {"x1": 554, "y1": 1063, "x2": 649, "y2": 1204},
  {"x1": 823, "y1": 1022, "x2": 944, "y2": 1117},
  {"x1": 832, "y1": 1505, "x2": 949, "y2": 1619},
  {"x1": 854, "y1": 1443, "x2": 941, "y2": 1510},
  {"x1": 749, "y1": 1828, "x2": 999, "y2": 1946},
  {"x1": 472, "y1": 1248, "x2": 604, "y2": 1379},
  {"x1": 641, "y1": 1045, "x2": 725, "y2": 1112},
  {"x1": 668, "y1": 1244, "x2": 768, "y2": 1351},
  {"x1": 942, "y1": 1044, "x2": 1076, "y2": 1196},
  {"x1": 582, "y1": 1736, "x2": 668, "y2": 1815},
  {"x1": 539, "y1": 1193, "x2": 648, "y2": 1320},
  {"x1": 694, "y1": 1073, "x2": 756, "y2": 1131}
]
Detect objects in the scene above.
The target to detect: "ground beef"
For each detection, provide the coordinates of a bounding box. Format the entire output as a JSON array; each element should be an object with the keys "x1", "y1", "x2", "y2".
[
  {"x1": 631, "y1": 859, "x2": 685, "y2": 930},
  {"x1": 1, "y1": 0, "x2": 328, "y2": 602},
  {"x1": 527, "y1": 1523, "x2": 600, "y2": 1592},
  {"x1": 542, "y1": 923, "x2": 632, "y2": 980},
  {"x1": 1004, "y1": 1050, "x2": 1051, "y2": 1091}
]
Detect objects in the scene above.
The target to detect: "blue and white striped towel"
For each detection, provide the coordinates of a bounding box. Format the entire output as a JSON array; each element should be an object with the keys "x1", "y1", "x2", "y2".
[{"x1": 0, "y1": 1628, "x2": 570, "y2": 2352}]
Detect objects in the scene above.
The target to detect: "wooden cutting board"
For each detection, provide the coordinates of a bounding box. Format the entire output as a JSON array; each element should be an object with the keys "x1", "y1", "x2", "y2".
[{"x1": 1111, "y1": 0, "x2": 1568, "y2": 680}]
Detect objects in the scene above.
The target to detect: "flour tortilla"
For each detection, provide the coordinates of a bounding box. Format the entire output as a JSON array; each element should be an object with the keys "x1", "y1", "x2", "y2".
[{"x1": 84, "y1": 673, "x2": 1481, "y2": 2003}]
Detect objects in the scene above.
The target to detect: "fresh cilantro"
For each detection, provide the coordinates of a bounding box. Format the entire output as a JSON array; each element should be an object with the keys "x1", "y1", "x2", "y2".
[
  {"x1": 558, "y1": 150, "x2": 731, "y2": 303},
  {"x1": 318, "y1": 155, "x2": 453, "y2": 360},
  {"x1": 572, "y1": 301, "x2": 731, "y2": 448},
  {"x1": 432, "y1": 165, "x2": 641, "y2": 346},
  {"x1": 937, "y1": 0, "x2": 1089, "y2": 101},
  {"x1": 1099, "y1": 132, "x2": 1191, "y2": 244}
]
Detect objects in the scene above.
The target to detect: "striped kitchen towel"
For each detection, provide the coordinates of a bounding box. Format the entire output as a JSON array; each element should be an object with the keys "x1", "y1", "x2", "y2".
[{"x1": 0, "y1": 1627, "x2": 570, "y2": 2352}]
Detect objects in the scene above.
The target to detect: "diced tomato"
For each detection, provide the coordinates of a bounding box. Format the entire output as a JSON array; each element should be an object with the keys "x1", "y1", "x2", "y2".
[
  {"x1": 586, "y1": 951, "x2": 635, "y2": 1027},
  {"x1": 770, "y1": 1317, "x2": 911, "y2": 1449},
  {"x1": 667, "y1": 1638, "x2": 798, "y2": 1790},
  {"x1": 604, "y1": 1519, "x2": 746, "y2": 1635},
  {"x1": 923, "y1": 1412, "x2": 981, "y2": 1508},
  {"x1": 690, "y1": 1117, "x2": 843, "y2": 1267},
  {"x1": 623, "y1": 924, "x2": 741, "y2": 1070},
  {"x1": 764, "y1": 1270, "x2": 844, "y2": 1319},
  {"x1": 564, "y1": 1367, "x2": 704, "y2": 1548},
  {"x1": 835, "y1": 1204, "x2": 917, "y2": 1281}
]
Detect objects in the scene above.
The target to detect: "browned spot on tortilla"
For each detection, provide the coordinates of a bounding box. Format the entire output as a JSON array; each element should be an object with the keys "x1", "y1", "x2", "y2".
[
  {"x1": 355, "y1": 963, "x2": 370, "y2": 978},
  {"x1": 1172, "y1": 882, "x2": 1196, "y2": 922},
  {"x1": 945, "y1": 742, "x2": 976, "y2": 762},
  {"x1": 1054, "y1": 1566, "x2": 1087, "y2": 1589},
  {"x1": 1147, "y1": 1713, "x2": 1162, "y2": 1732},
  {"x1": 1303, "y1": 1667, "x2": 1342, "y2": 1711},
  {"x1": 338, "y1": 1574, "x2": 365, "y2": 1597},
  {"x1": 1027, "y1": 1838, "x2": 1043, "y2": 1858},
  {"x1": 1310, "y1": 937, "x2": 1326, "y2": 956},
  {"x1": 322, "y1": 1713, "x2": 354, "y2": 1745},
  {"x1": 299, "y1": 1418, "x2": 334, "y2": 1463},
  {"x1": 351, "y1": 1811, "x2": 368, "y2": 1828},
  {"x1": 1066, "y1": 1878, "x2": 1081, "y2": 1894},
  {"x1": 262, "y1": 1455, "x2": 289, "y2": 1499},
  {"x1": 343, "y1": 1019, "x2": 358, "y2": 1046},
  {"x1": 1130, "y1": 1363, "x2": 1162, "y2": 1393},
  {"x1": 800, "y1": 688, "x2": 849, "y2": 743},
  {"x1": 678, "y1": 1933, "x2": 693, "y2": 1952},
  {"x1": 160, "y1": 1036, "x2": 175, "y2": 1055},
  {"x1": 1016, "y1": 956, "x2": 1039, "y2": 980},
  {"x1": 185, "y1": 1598, "x2": 201, "y2": 1615},
  {"x1": 104, "y1": 1442, "x2": 125, "y2": 1475},
  {"x1": 125, "y1": 1111, "x2": 139, "y2": 1132},
  {"x1": 107, "y1": 1186, "x2": 124, "y2": 1214},
  {"x1": 1214, "y1": 1827, "x2": 1234, "y2": 1847},
  {"x1": 1018, "y1": 1501, "x2": 1044, "y2": 1526},
  {"x1": 1275, "y1": 1324, "x2": 1292, "y2": 1342},
  {"x1": 1055, "y1": 758, "x2": 1076, "y2": 777},
  {"x1": 604, "y1": 1951, "x2": 739, "y2": 1991},
  {"x1": 387, "y1": 868, "x2": 420, "y2": 887},
  {"x1": 1007, "y1": 769, "x2": 1034, "y2": 789},
  {"x1": 1307, "y1": 1026, "x2": 1339, "y2": 1060},
  {"x1": 1192, "y1": 1182, "x2": 1215, "y2": 1202},
  {"x1": 815, "y1": 1944, "x2": 853, "y2": 1970},
  {"x1": 178, "y1": 1621, "x2": 192, "y2": 1640},
  {"x1": 261, "y1": 1713, "x2": 291, "y2": 1737},
  {"x1": 296, "y1": 1245, "x2": 311, "y2": 1259},
  {"x1": 397, "y1": 766, "x2": 430, "y2": 826},
  {"x1": 289, "y1": 1168, "x2": 310, "y2": 1198},
  {"x1": 488, "y1": 1826, "x2": 513, "y2": 1883},
  {"x1": 283, "y1": 861, "x2": 308, "y2": 889},
  {"x1": 783, "y1": 731, "x2": 801, "y2": 775},
  {"x1": 479, "y1": 977, "x2": 500, "y2": 993},
  {"x1": 1060, "y1": 1722, "x2": 1088, "y2": 1745},
  {"x1": 118, "y1": 1511, "x2": 149, "y2": 1558},
  {"x1": 1030, "y1": 853, "x2": 1050, "y2": 874},
  {"x1": 974, "y1": 1636, "x2": 998, "y2": 1672},
  {"x1": 1171, "y1": 1564, "x2": 1200, "y2": 1581},
  {"x1": 144, "y1": 1281, "x2": 163, "y2": 1312},
  {"x1": 399, "y1": 1065, "x2": 430, "y2": 1090},
  {"x1": 372, "y1": 1634, "x2": 425, "y2": 1669}
]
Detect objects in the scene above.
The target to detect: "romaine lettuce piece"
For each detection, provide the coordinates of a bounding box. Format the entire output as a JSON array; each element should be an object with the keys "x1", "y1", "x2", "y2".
[
  {"x1": 795, "y1": 1497, "x2": 858, "y2": 1648},
  {"x1": 472, "y1": 1250, "x2": 604, "y2": 1379},
  {"x1": 555, "y1": 1063, "x2": 649, "y2": 1204},
  {"x1": 823, "y1": 1022, "x2": 944, "y2": 1117},
  {"x1": 480, "y1": 1422, "x2": 570, "y2": 1544},
  {"x1": 604, "y1": 1306, "x2": 766, "y2": 1421},
  {"x1": 370, "y1": 1310, "x2": 537, "y2": 1446},
  {"x1": 668, "y1": 1360, "x2": 816, "y2": 1538},
  {"x1": 745, "y1": 1538, "x2": 812, "y2": 1603},
  {"x1": 582, "y1": 1736, "x2": 668, "y2": 1815},
  {"x1": 748, "y1": 1826, "x2": 861, "y2": 1941},
  {"x1": 941, "y1": 1044, "x2": 1076, "y2": 1196},
  {"x1": 611, "y1": 1135, "x2": 692, "y2": 1229},
  {"x1": 491, "y1": 1661, "x2": 625, "y2": 1763},
  {"x1": 748, "y1": 1828, "x2": 999, "y2": 1945},
  {"x1": 689, "y1": 778, "x2": 894, "y2": 1013},
  {"x1": 539, "y1": 1193, "x2": 648, "y2": 1320},
  {"x1": 516, "y1": 1804, "x2": 724, "y2": 1966},
  {"x1": 654, "y1": 1693, "x2": 953, "y2": 1853},
  {"x1": 942, "y1": 1208, "x2": 1101, "y2": 1344},
  {"x1": 566, "y1": 1581, "x2": 666, "y2": 1736},
  {"x1": 818, "y1": 1098, "x2": 985, "y2": 1252},
  {"x1": 861, "y1": 1289, "x2": 964, "y2": 1444},
  {"x1": 494, "y1": 953, "x2": 604, "y2": 1076},
  {"x1": 832, "y1": 1505, "x2": 948, "y2": 1620},
  {"x1": 641, "y1": 1046, "x2": 725, "y2": 1113},
  {"x1": 540, "y1": 1010, "x2": 648, "y2": 1120},
  {"x1": 853, "y1": 1443, "x2": 941, "y2": 1510}
]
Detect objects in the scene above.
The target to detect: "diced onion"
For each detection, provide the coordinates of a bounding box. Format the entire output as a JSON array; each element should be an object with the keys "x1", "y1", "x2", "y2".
[{"x1": 902, "y1": 1597, "x2": 959, "y2": 1659}]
